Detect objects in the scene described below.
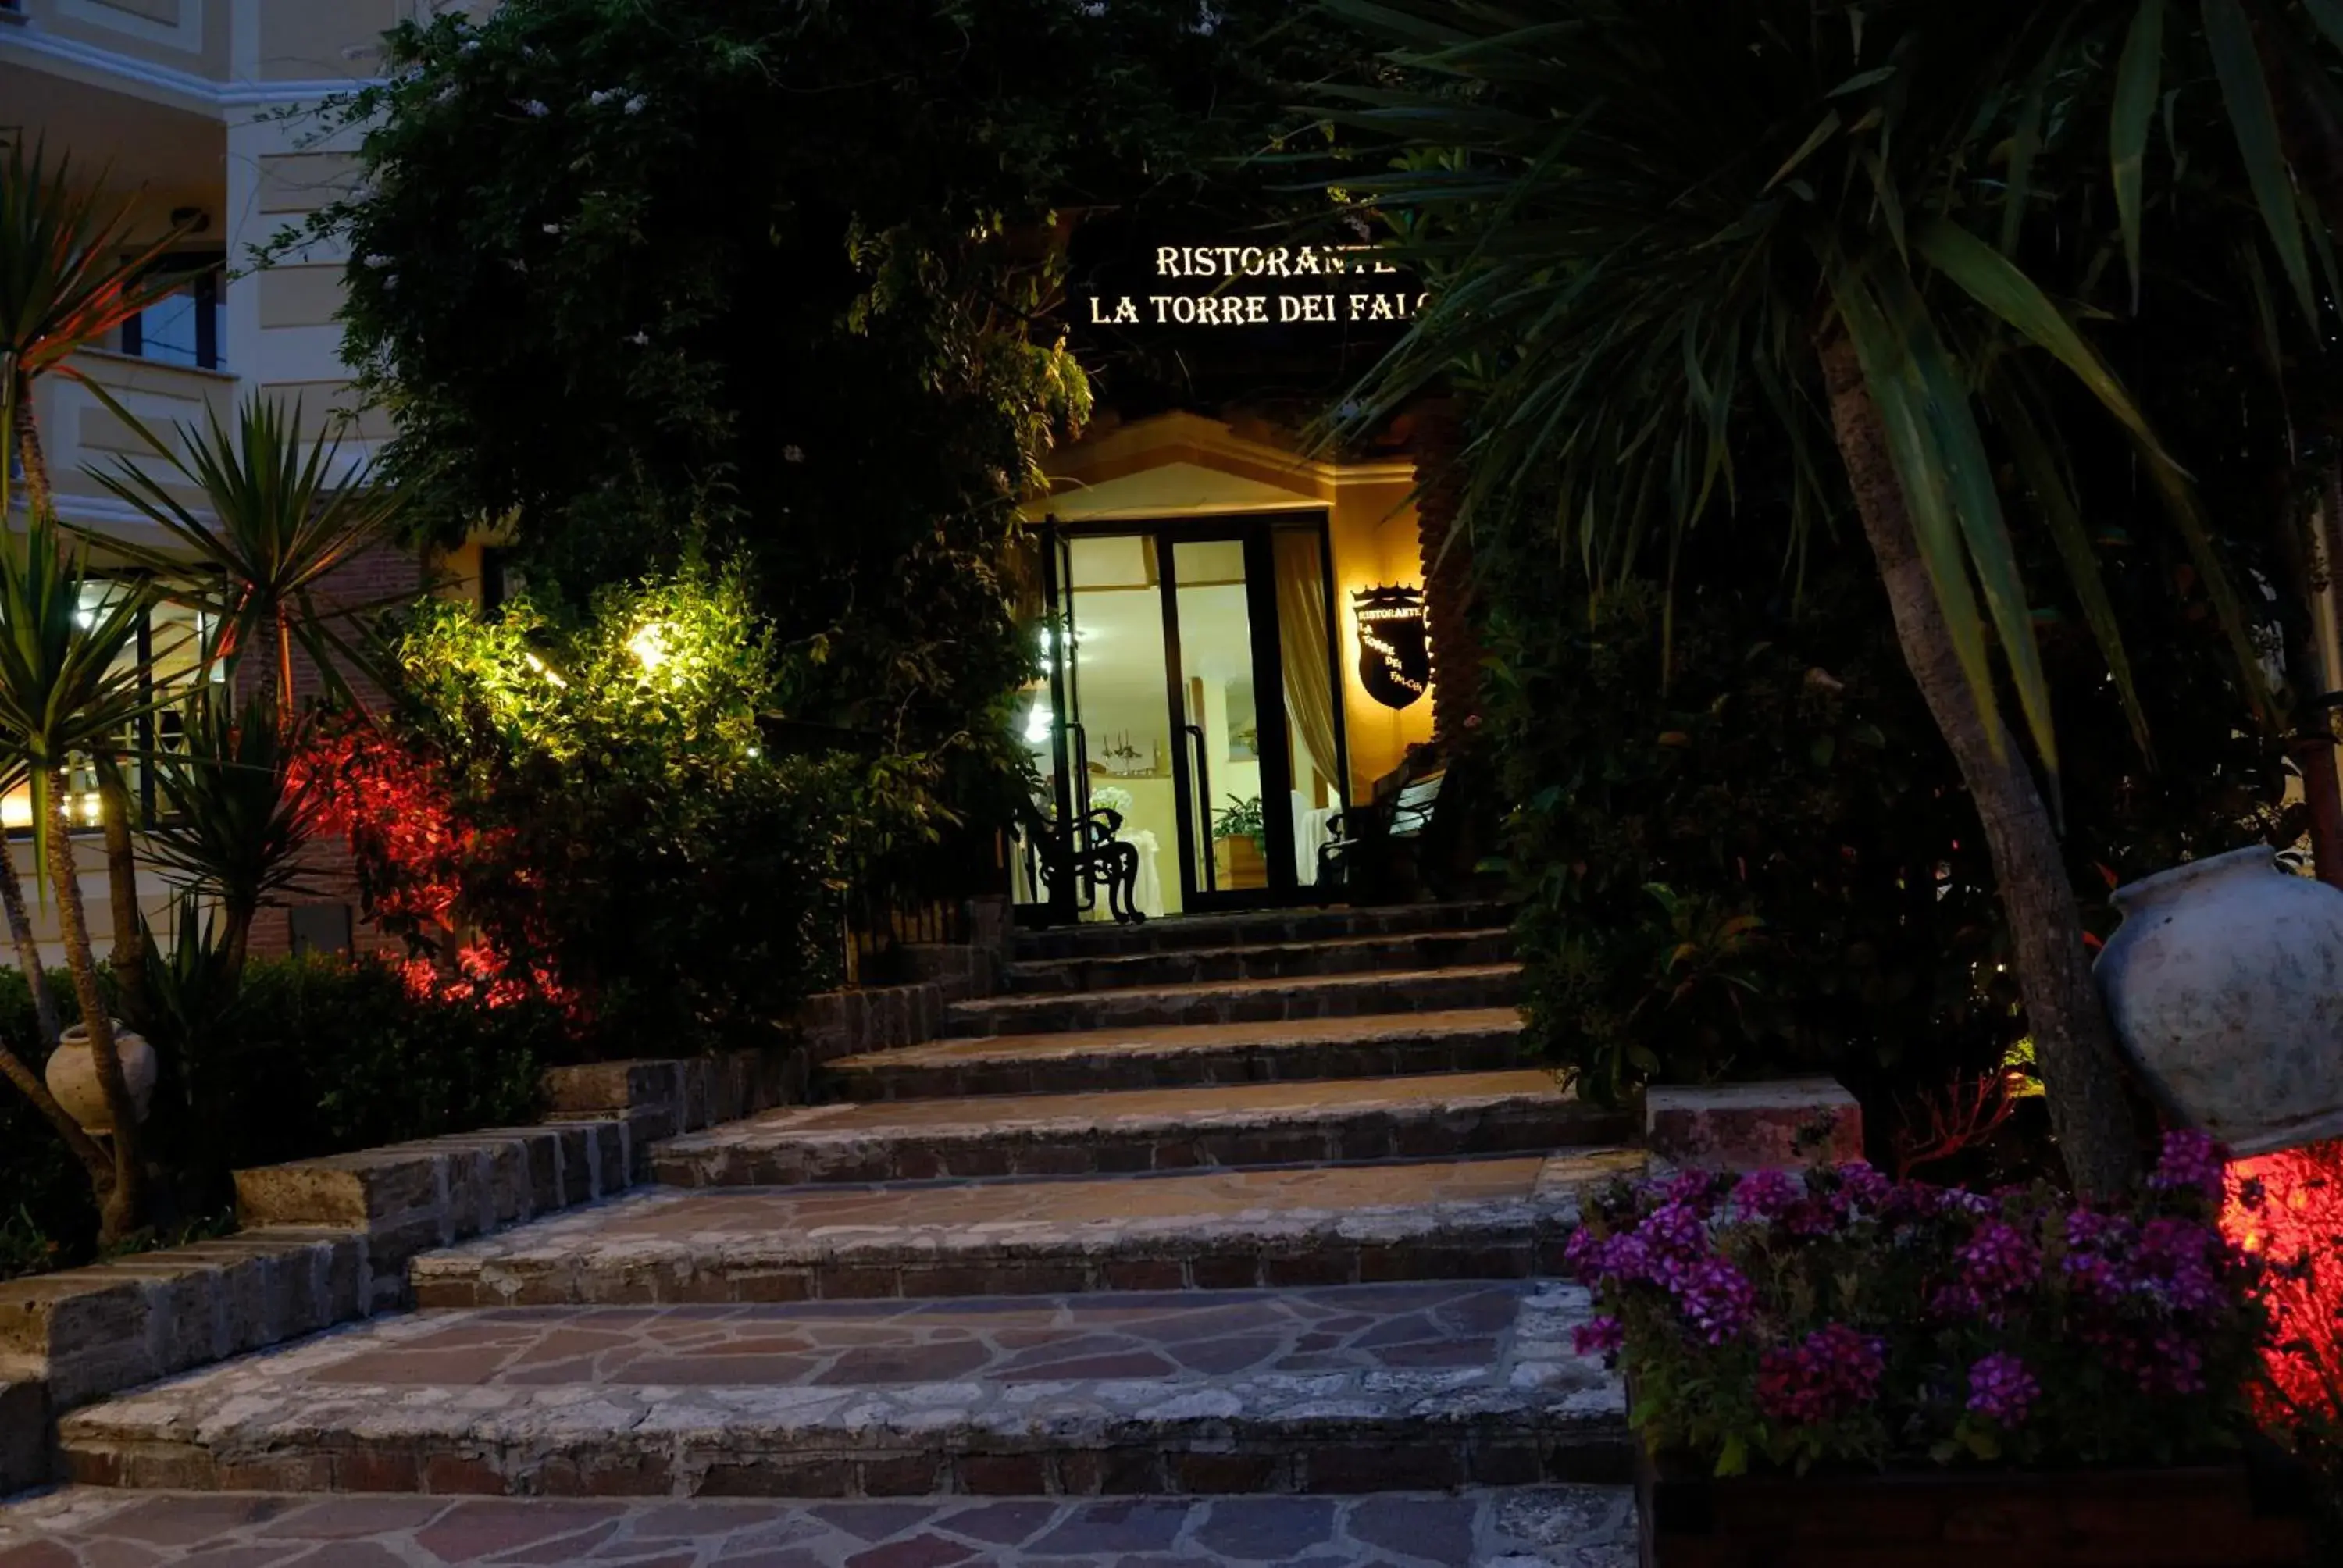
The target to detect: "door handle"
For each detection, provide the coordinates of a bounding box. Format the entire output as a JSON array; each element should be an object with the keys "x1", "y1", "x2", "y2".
[{"x1": 1182, "y1": 722, "x2": 1215, "y2": 893}]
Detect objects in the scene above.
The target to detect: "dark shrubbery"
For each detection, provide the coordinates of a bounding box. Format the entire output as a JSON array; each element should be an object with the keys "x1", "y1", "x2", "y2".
[
  {"x1": 1478, "y1": 516, "x2": 2289, "y2": 1146},
  {"x1": 0, "y1": 956, "x2": 550, "y2": 1280},
  {"x1": 1482, "y1": 551, "x2": 2015, "y2": 1109}
]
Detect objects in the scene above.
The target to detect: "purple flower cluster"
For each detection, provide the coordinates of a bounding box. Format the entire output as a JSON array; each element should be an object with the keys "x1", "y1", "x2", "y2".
[
  {"x1": 1756, "y1": 1323, "x2": 1886, "y2": 1423},
  {"x1": 1676, "y1": 1256, "x2": 1759, "y2": 1345},
  {"x1": 2148, "y1": 1129, "x2": 2227, "y2": 1204},
  {"x1": 1567, "y1": 1187, "x2": 1756, "y2": 1343},
  {"x1": 1560, "y1": 1144, "x2": 2256, "y2": 1466},
  {"x1": 1573, "y1": 1315, "x2": 1625, "y2": 1358},
  {"x1": 1963, "y1": 1220, "x2": 2039, "y2": 1295},
  {"x1": 1833, "y1": 1160, "x2": 1895, "y2": 1210},
  {"x1": 1966, "y1": 1352, "x2": 2040, "y2": 1425},
  {"x1": 1731, "y1": 1168, "x2": 1803, "y2": 1221},
  {"x1": 2059, "y1": 1200, "x2": 2243, "y2": 1395}
]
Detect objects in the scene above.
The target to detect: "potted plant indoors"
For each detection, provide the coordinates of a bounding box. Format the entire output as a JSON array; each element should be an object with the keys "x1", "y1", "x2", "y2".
[
  {"x1": 1565, "y1": 1132, "x2": 2309, "y2": 1566},
  {"x1": 1212, "y1": 793, "x2": 1267, "y2": 886}
]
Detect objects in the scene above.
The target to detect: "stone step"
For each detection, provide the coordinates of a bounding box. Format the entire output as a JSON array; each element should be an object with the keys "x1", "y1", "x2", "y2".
[
  {"x1": 829, "y1": 1007, "x2": 1530, "y2": 1100},
  {"x1": 1011, "y1": 901, "x2": 1513, "y2": 962},
  {"x1": 1000, "y1": 928, "x2": 1517, "y2": 996},
  {"x1": 0, "y1": 1484, "x2": 1640, "y2": 1565},
  {"x1": 58, "y1": 1281, "x2": 1630, "y2": 1501},
  {"x1": 651, "y1": 1071, "x2": 1628, "y2": 1188},
  {"x1": 409, "y1": 1151, "x2": 1645, "y2": 1308},
  {"x1": 947, "y1": 965, "x2": 1524, "y2": 1039}
]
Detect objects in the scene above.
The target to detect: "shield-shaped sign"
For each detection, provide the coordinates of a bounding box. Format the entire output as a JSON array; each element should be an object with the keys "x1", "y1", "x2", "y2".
[{"x1": 1353, "y1": 586, "x2": 1432, "y2": 710}]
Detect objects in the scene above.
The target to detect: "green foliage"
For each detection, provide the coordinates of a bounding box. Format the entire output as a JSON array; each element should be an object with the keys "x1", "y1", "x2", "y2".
[
  {"x1": 0, "y1": 951, "x2": 551, "y2": 1278},
  {"x1": 1314, "y1": 0, "x2": 2328, "y2": 779},
  {"x1": 164, "y1": 955, "x2": 551, "y2": 1178},
  {"x1": 1212, "y1": 795, "x2": 1268, "y2": 854},
  {"x1": 346, "y1": 567, "x2": 940, "y2": 1055},
  {"x1": 86, "y1": 394, "x2": 415, "y2": 706},
  {"x1": 0, "y1": 967, "x2": 85, "y2": 1279},
  {"x1": 1485, "y1": 547, "x2": 2011, "y2": 1106},
  {"x1": 1483, "y1": 512, "x2": 2289, "y2": 1106},
  {"x1": 142, "y1": 693, "x2": 317, "y2": 980},
  {"x1": 0, "y1": 513, "x2": 157, "y2": 854},
  {"x1": 0, "y1": 138, "x2": 182, "y2": 418},
  {"x1": 270, "y1": 0, "x2": 1347, "y2": 839}
]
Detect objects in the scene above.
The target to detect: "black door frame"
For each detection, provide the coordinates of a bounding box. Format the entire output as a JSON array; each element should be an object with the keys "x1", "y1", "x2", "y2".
[{"x1": 1036, "y1": 509, "x2": 1348, "y2": 920}]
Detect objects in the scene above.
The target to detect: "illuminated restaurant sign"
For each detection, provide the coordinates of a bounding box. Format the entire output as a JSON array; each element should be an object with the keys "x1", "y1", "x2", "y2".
[{"x1": 1081, "y1": 242, "x2": 1427, "y2": 330}]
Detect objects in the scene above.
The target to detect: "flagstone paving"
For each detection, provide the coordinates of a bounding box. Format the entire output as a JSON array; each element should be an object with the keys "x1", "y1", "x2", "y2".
[
  {"x1": 408, "y1": 1153, "x2": 1645, "y2": 1307},
  {"x1": 55, "y1": 1281, "x2": 1626, "y2": 1498},
  {"x1": 0, "y1": 1484, "x2": 1639, "y2": 1565},
  {"x1": 651, "y1": 1072, "x2": 1625, "y2": 1188},
  {"x1": 16, "y1": 901, "x2": 1644, "y2": 1561},
  {"x1": 827, "y1": 1009, "x2": 1529, "y2": 1099}
]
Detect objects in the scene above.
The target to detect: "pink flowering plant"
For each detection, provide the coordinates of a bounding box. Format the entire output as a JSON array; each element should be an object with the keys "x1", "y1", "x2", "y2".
[{"x1": 1565, "y1": 1131, "x2": 2268, "y2": 1476}]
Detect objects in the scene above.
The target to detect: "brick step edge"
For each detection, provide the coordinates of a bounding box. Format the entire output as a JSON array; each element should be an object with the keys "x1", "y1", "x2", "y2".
[
  {"x1": 651, "y1": 1099, "x2": 1634, "y2": 1188},
  {"x1": 62, "y1": 1417, "x2": 1634, "y2": 1501},
  {"x1": 945, "y1": 968, "x2": 1525, "y2": 1039},
  {"x1": 409, "y1": 1212, "x2": 1608, "y2": 1310},
  {"x1": 998, "y1": 930, "x2": 1517, "y2": 995},
  {"x1": 1010, "y1": 903, "x2": 1514, "y2": 962},
  {"x1": 827, "y1": 1025, "x2": 1528, "y2": 1100}
]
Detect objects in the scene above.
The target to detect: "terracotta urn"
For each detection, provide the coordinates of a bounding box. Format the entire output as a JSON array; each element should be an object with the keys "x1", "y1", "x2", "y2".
[
  {"x1": 2095, "y1": 846, "x2": 2343, "y2": 1155},
  {"x1": 42, "y1": 1021, "x2": 158, "y2": 1136}
]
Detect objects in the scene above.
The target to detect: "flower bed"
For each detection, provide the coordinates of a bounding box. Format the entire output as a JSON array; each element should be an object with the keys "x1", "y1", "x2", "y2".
[{"x1": 1567, "y1": 1133, "x2": 2309, "y2": 1564}]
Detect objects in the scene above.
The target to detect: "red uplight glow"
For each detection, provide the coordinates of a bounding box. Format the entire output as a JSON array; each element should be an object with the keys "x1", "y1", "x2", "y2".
[{"x1": 2224, "y1": 1139, "x2": 2343, "y2": 1434}]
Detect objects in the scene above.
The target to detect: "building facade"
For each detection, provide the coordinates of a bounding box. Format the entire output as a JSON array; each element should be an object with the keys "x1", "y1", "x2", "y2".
[{"x1": 1, "y1": 0, "x2": 458, "y2": 962}]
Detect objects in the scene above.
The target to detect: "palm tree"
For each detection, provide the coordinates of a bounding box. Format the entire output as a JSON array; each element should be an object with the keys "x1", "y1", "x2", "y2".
[
  {"x1": 0, "y1": 495, "x2": 162, "y2": 1244},
  {"x1": 2, "y1": 139, "x2": 190, "y2": 1028},
  {"x1": 87, "y1": 396, "x2": 412, "y2": 713},
  {"x1": 0, "y1": 138, "x2": 182, "y2": 517},
  {"x1": 1318, "y1": 0, "x2": 2343, "y2": 1196},
  {"x1": 142, "y1": 687, "x2": 318, "y2": 991}
]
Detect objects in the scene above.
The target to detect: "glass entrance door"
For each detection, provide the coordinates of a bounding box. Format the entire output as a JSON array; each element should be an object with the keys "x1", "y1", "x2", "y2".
[{"x1": 1025, "y1": 512, "x2": 1346, "y2": 921}]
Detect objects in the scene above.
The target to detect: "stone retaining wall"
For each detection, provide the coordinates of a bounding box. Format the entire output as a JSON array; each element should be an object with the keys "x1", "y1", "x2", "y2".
[{"x1": 0, "y1": 904, "x2": 1010, "y2": 1497}]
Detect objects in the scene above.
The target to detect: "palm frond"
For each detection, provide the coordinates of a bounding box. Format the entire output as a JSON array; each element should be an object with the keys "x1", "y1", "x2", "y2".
[
  {"x1": 0, "y1": 139, "x2": 187, "y2": 387},
  {"x1": 80, "y1": 392, "x2": 412, "y2": 706}
]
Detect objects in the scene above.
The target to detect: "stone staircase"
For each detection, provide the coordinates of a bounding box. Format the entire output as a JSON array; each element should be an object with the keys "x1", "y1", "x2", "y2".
[{"x1": 9, "y1": 902, "x2": 1645, "y2": 1566}]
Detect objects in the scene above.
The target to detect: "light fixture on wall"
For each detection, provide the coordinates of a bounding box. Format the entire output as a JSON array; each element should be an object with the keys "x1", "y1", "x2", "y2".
[{"x1": 1353, "y1": 585, "x2": 1431, "y2": 711}]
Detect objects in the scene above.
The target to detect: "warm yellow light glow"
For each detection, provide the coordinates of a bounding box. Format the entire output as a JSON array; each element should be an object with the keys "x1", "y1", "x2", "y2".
[
  {"x1": 524, "y1": 651, "x2": 567, "y2": 688},
  {"x1": 0, "y1": 793, "x2": 111, "y2": 829},
  {"x1": 628, "y1": 622, "x2": 672, "y2": 672}
]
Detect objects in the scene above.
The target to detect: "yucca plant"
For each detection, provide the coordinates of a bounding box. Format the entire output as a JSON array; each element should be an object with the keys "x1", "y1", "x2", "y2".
[
  {"x1": 1318, "y1": 0, "x2": 2343, "y2": 1195},
  {"x1": 0, "y1": 137, "x2": 187, "y2": 1036},
  {"x1": 0, "y1": 138, "x2": 184, "y2": 517},
  {"x1": 87, "y1": 396, "x2": 412, "y2": 713},
  {"x1": 0, "y1": 497, "x2": 164, "y2": 1243},
  {"x1": 143, "y1": 687, "x2": 318, "y2": 991}
]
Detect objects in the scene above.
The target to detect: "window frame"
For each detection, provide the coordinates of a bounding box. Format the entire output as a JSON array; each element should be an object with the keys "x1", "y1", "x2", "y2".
[{"x1": 119, "y1": 249, "x2": 226, "y2": 372}]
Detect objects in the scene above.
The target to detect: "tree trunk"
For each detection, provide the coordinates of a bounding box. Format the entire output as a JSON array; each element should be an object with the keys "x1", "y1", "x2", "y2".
[
  {"x1": 276, "y1": 607, "x2": 296, "y2": 715},
  {"x1": 2274, "y1": 496, "x2": 2343, "y2": 888},
  {"x1": 222, "y1": 896, "x2": 254, "y2": 996},
  {"x1": 97, "y1": 759, "x2": 150, "y2": 1026},
  {"x1": 13, "y1": 399, "x2": 54, "y2": 521},
  {"x1": 45, "y1": 769, "x2": 144, "y2": 1245},
  {"x1": 0, "y1": 830, "x2": 62, "y2": 1047},
  {"x1": 1818, "y1": 330, "x2": 2143, "y2": 1199}
]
